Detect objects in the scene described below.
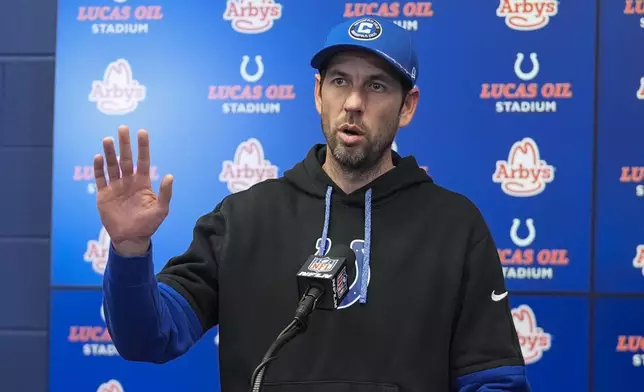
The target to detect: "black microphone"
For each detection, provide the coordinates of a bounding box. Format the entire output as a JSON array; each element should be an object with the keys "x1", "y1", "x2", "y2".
[
  {"x1": 248, "y1": 244, "x2": 357, "y2": 392},
  {"x1": 294, "y1": 244, "x2": 356, "y2": 320}
]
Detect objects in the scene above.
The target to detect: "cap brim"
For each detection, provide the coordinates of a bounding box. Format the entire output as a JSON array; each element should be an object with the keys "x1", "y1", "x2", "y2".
[
  {"x1": 310, "y1": 44, "x2": 412, "y2": 87},
  {"x1": 311, "y1": 44, "x2": 375, "y2": 69}
]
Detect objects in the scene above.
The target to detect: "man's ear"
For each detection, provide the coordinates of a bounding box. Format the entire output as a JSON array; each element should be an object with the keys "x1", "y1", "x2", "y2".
[
  {"x1": 398, "y1": 87, "x2": 420, "y2": 128},
  {"x1": 314, "y1": 73, "x2": 322, "y2": 115}
]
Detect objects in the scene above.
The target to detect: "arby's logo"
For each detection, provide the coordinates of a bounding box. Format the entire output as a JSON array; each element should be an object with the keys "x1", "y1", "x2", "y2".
[
  {"x1": 223, "y1": 0, "x2": 282, "y2": 34},
  {"x1": 496, "y1": 0, "x2": 558, "y2": 31},
  {"x1": 97, "y1": 379, "x2": 124, "y2": 392},
  {"x1": 512, "y1": 304, "x2": 552, "y2": 364},
  {"x1": 219, "y1": 138, "x2": 279, "y2": 193},
  {"x1": 492, "y1": 137, "x2": 555, "y2": 197}
]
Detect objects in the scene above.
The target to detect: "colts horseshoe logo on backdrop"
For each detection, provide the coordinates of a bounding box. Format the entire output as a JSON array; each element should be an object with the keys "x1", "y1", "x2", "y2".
[
  {"x1": 510, "y1": 218, "x2": 536, "y2": 247},
  {"x1": 240, "y1": 55, "x2": 264, "y2": 83},
  {"x1": 514, "y1": 52, "x2": 539, "y2": 81}
]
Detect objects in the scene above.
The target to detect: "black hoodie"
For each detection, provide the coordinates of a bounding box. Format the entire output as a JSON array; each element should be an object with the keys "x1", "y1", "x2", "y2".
[{"x1": 102, "y1": 144, "x2": 529, "y2": 391}]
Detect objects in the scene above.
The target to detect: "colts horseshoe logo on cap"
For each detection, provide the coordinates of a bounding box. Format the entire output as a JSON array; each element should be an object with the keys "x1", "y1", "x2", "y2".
[{"x1": 348, "y1": 18, "x2": 382, "y2": 41}]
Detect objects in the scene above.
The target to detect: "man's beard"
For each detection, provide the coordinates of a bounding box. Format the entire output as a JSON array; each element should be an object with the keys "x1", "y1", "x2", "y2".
[{"x1": 321, "y1": 110, "x2": 399, "y2": 174}]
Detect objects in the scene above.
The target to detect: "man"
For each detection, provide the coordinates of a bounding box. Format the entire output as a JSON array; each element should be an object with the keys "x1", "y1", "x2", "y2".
[{"x1": 99, "y1": 17, "x2": 531, "y2": 391}]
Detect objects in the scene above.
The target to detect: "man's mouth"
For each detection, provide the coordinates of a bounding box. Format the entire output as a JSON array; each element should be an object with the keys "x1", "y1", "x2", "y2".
[
  {"x1": 337, "y1": 124, "x2": 366, "y2": 145},
  {"x1": 339, "y1": 125, "x2": 364, "y2": 136}
]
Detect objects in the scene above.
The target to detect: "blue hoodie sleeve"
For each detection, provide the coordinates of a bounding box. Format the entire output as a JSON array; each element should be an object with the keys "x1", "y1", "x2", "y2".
[
  {"x1": 455, "y1": 366, "x2": 531, "y2": 391},
  {"x1": 450, "y1": 211, "x2": 530, "y2": 391},
  {"x1": 102, "y1": 205, "x2": 226, "y2": 364},
  {"x1": 102, "y1": 244, "x2": 203, "y2": 363}
]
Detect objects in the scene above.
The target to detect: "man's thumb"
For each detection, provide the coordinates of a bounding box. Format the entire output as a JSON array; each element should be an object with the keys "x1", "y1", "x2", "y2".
[{"x1": 158, "y1": 174, "x2": 174, "y2": 209}]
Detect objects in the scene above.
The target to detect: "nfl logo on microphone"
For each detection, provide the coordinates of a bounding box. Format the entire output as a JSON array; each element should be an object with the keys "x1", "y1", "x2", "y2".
[
  {"x1": 308, "y1": 256, "x2": 338, "y2": 273},
  {"x1": 296, "y1": 254, "x2": 350, "y2": 310}
]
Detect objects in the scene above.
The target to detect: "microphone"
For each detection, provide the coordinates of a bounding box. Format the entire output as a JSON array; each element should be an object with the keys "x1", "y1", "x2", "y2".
[
  {"x1": 294, "y1": 244, "x2": 356, "y2": 319},
  {"x1": 249, "y1": 244, "x2": 357, "y2": 392}
]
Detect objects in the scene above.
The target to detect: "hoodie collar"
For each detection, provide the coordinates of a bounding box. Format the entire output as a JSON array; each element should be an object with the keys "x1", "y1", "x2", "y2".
[{"x1": 284, "y1": 144, "x2": 432, "y2": 207}]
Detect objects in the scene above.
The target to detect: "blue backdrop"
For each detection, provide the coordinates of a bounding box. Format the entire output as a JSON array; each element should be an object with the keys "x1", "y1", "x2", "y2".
[{"x1": 49, "y1": 1, "x2": 644, "y2": 391}]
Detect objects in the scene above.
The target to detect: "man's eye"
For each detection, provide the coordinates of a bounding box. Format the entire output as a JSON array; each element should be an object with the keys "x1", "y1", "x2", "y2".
[{"x1": 332, "y1": 78, "x2": 346, "y2": 86}]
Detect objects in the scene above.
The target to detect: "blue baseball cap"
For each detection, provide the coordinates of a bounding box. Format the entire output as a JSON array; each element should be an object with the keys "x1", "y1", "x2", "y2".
[{"x1": 310, "y1": 17, "x2": 419, "y2": 88}]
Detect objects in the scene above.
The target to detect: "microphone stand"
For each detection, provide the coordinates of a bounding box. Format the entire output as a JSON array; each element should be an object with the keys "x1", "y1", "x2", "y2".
[{"x1": 248, "y1": 286, "x2": 324, "y2": 392}]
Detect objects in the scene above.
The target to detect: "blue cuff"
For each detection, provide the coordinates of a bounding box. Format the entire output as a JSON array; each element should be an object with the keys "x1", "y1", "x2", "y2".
[
  {"x1": 456, "y1": 365, "x2": 530, "y2": 392},
  {"x1": 105, "y1": 242, "x2": 155, "y2": 286}
]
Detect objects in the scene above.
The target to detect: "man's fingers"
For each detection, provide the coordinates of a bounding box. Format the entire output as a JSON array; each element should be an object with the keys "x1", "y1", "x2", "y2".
[
  {"x1": 157, "y1": 174, "x2": 174, "y2": 210},
  {"x1": 117, "y1": 125, "x2": 134, "y2": 177},
  {"x1": 93, "y1": 154, "x2": 108, "y2": 190},
  {"x1": 103, "y1": 137, "x2": 121, "y2": 181},
  {"x1": 136, "y1": 129, "x2": 150, "y2": 178}
]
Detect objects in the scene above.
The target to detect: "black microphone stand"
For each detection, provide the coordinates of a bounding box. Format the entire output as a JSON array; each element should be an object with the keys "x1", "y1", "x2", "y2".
[{"x1": 248, "y1": 286, "x2": 324, "y2": 392}]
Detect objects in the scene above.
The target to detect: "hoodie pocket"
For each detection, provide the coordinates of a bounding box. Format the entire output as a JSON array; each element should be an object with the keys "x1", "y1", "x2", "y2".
[{"x1": 261, "y1": 380, "x2": 399, "y2": 392}]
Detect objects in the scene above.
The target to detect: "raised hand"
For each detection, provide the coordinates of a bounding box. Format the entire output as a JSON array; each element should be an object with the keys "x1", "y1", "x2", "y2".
[{"x1": 94, "y1": 125, "x2": 173, "y2": 256}]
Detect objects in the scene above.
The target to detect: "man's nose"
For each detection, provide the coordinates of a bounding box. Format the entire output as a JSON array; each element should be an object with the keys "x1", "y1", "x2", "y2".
[{"x1": 343, "y1": 89, "x2": 366, "y2": 113}]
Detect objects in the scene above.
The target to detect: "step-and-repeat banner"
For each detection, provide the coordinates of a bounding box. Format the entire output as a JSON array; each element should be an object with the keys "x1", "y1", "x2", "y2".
[{"x1": 49, "y1": 1, "x2": 644, "y2": 391}]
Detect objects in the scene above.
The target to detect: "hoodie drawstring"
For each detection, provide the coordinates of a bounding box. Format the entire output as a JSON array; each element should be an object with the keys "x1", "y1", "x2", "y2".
[{"x1": 316, "y1": 185, "x2": 372, "y2": 305}]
